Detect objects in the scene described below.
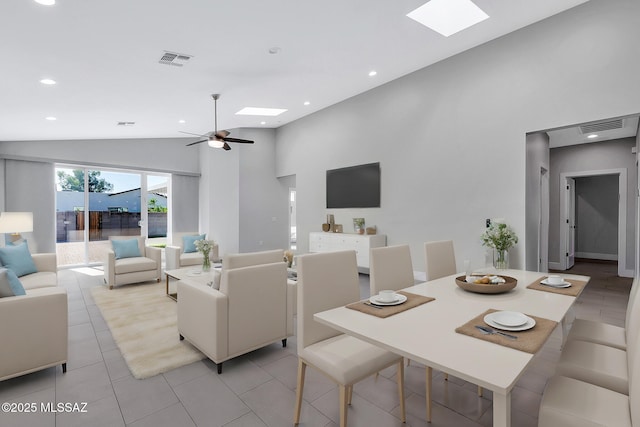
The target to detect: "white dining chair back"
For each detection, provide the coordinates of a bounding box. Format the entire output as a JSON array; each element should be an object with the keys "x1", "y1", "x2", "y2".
[
  {"x1": 625, "y1": 277, "x2": 640, "y2": 332},
  {"x1": 297, "y1": 250, "x2": 360, "y2": 351},
  {"x1": 424, "y1": 240, "x2": 456, "y2": 281},
  {"x1": 630, "y1": 335, "x2": 640, "y2": 426},
  {"x1": 370, "y1": 244, "x2": 414, "y2": 296},
  {"x1": 626, "y1": 280, "x2": 640, "y2": 376},
  {"x1": 294, "y1": 249, "x2": 406, "y2": 426}
]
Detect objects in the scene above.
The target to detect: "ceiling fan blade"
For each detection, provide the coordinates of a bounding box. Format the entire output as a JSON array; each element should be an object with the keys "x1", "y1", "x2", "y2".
[
  {"x1": 186, "y1": 139, "x2": 208, "y2": 146},
  {"x1": 223, "y1": 137, "x2": 254, "y2": 144},
  {"x1": 215, "y1": 130, "x2": 230, "y2": 139},
  {"x1": 180, "y1": 130, "x2": 209, "y2": 138},
  {"x1": 223, "y1": 142, "x2": 232, "y2": 151}
]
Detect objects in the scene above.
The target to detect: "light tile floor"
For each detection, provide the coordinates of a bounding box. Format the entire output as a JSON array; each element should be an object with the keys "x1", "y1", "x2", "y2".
[{"x1": 0, "y1": 260, "x2": 630, "y2": 426}]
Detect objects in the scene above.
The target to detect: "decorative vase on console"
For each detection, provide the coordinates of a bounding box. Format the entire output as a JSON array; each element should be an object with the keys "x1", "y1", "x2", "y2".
[
  {"x1": 481, "y1": 220, "x2": 518, "y2": 270},
  {"x1": 194, "y1": 239, "x2": 215, "y2": 272}
]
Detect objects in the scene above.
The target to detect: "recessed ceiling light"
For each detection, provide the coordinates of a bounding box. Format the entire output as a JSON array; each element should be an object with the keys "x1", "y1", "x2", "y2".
[
  {"x1": 260, "y1": 121, "x2": 266, "y2": 125},
  {"x1": 235, "y1": 107, "x2": 287, "y2": 117},
  {"x1": 40, "y1": 78, "x2": 56, "y2": 85},
  {"x1": 303, "y1": 101, "x2": 310, "y2": 106},
  {"x1": 587, "y1": 134, "x2": 598, "y2": 139},
  {"x1": 45, "y1": 116, "x2": 57, "y2": 121},
  {"x1": 407, "y1": 0, "x2": 489, "y2": 37},
  {"x1": 35, "y1": 0, "x2": 55, "y2": 5},
  {"x1": 178, "y1": 119, "x2": 186, "y2": 124},
  {"x1": 368, "y1": 70, "x2": 377, "y2": 77}
]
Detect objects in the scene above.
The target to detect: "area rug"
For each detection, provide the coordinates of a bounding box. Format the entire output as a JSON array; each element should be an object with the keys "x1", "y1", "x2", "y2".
[{"x1": 91, "y1": 281, "x2": 205, "y2": 379}]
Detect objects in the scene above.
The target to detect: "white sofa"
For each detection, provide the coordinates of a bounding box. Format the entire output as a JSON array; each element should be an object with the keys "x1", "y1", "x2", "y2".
[
  {"x1": 177, "y1": 250, "x2": 293, "y2": 373},
  {"x1": 0, "y1": 253, "x2": 67, "y2": 381},
  {"x1": 165, "y1": 232, "x2": 220, "y2": 271},
  {"x1": 104, "y1": 236, "x2": 162, "y2": 289}
]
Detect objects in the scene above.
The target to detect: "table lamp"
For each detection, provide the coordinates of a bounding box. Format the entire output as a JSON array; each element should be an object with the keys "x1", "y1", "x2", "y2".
[{"x1": 0, "y1": 212, "x2": 33, "y2": 245}]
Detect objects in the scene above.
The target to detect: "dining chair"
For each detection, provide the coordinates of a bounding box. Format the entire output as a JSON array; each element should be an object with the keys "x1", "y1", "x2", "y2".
[
  {"x1": 423, "y1": 240, "x2": 484, "y2": 396},
  {"x1": 538, "y1": 324, "x2": 640, "y2": 427},
  {"x1": 424, "y1": 240, "x2": 457, "y2": 281},
  {"x1": 294, "y1": 250, "x2": 406, "y2": 427},
  {"x1": 565, "y1": 277, "x2": 639, "y2": 351},
  {"x1": 554, "y1": 281, "x2": 640, "y2": 395},
  {"x1": 370, "y1": 244, "x2": 432, "y2": 420}
]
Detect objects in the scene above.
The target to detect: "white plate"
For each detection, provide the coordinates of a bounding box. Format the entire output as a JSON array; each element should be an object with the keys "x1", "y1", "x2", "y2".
[
  {"x1": 486, "y1": 311, "x2": 529, "y2": 327},
  {"x1": 369, "y1": 294, "x2": 408, "y2": 306},
  {"x1": 540, "y1": 279, "x2": 572, "y2": 288},
  {"x1": 484, "y1": 314, "x2": 536, "y2": 331}
]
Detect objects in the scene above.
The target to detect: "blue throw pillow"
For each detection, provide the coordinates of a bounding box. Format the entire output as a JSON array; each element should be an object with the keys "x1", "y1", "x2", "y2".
[
  {"x1": 0, "y1": 267, "x2": 26, "y2": 297},
  {"x1": 112, "y1": 238, "x2": 141, "y2": 260},
  {"x1": 183, "y1": 234, "x2": 206, "y2": 253},
  {"x1": 0, "y1": 241, "x2": 38, "y2": 277}
]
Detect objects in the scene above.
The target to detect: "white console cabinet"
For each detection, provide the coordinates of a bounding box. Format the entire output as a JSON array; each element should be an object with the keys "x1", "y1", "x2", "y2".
[{"x1": 309, "y1": 232, "x2": 387, "y2": 272}]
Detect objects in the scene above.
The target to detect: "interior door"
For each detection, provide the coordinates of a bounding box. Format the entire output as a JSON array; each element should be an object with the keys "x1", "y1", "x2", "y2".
[{"x1": 566, "y1": 177, "x2": 576, "y2": 269}]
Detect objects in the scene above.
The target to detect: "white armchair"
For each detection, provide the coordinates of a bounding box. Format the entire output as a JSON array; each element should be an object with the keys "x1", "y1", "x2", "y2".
[
  {"x1": 0, "y1": 286, "x2": 68, "y2": 381},
  {"x1": 104, "y1": 236, "x2": 161, "y2": 289},
  {"x1": 177, "y1": 260, "x2": 293, "y2": 374},
  {"x1": 165, "y1": 232, "x2": 220, "y2": 271}
]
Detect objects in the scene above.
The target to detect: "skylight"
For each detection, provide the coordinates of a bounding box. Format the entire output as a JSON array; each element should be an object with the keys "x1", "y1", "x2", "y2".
[
  {"x1": 407, "y1": 0, "x2": 489, "y2": 37},
  {"x1": 235, "y1": 107, "x2": 287, "y2": 117}
]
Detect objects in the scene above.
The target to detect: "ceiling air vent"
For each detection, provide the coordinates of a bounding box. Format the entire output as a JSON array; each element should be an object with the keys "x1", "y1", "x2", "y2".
[
  {"x1": 117, "y1": 121, "x2": 135, "y2": 126},
  {"x1": 159, "y1": 51, "x2": 192, "y2": 67},
  {"x1": 579, "y1": 119, "x2": 623, "y2": 134}
]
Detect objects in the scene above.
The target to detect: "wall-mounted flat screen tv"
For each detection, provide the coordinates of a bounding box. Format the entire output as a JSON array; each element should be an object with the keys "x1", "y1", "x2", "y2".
[{"x1": 326, "y1": 162, "x2": 380, "y2": 208}]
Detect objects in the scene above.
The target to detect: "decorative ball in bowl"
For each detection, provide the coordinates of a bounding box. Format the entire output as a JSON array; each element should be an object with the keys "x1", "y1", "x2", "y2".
[{"x1": 454, "y1": 275, "x2": 517, "y2": 294}]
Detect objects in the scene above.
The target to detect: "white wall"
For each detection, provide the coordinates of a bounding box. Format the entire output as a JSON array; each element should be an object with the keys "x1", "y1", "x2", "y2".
[
  {"x1": 525, "y1": 132, "x2": 550, "y2": 271},
  {"x1": 275, "y1": 0, "x2": 640, "y2": 272},
  {"x1": 198, "y1": 128, "x2": 288, "y2": 257},
  {"x1": 0, "y1": 138, "x2": 199, "y2": 175}
]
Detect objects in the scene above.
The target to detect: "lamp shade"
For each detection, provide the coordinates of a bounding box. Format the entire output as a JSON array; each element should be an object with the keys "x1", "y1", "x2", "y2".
[{"x1": 0, "y1": 212, "x2": 34, "y2": 233}]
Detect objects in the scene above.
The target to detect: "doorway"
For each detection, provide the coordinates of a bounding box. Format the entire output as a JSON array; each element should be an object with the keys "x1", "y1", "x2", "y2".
[{"x1": 559, "y1": 169, "x2": 627, "y2": 276}]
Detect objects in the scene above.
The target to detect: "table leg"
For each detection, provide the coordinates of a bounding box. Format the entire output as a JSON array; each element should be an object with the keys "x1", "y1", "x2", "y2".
[
  {"x1": 166, "y1": 275, "x2": 169, "y2": 296},
  {"x1": 493, "y1": 391, "x2": 511, "y2": 427}
]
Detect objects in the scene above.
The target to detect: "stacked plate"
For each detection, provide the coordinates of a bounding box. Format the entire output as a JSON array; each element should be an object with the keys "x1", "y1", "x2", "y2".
[
  {"x1": 484, "y1": 311, "x2": 536, "y2": 331},
  {"x1": 369, "y1": 293, "x2": 408, "y2": 306},
  {"x1": 540, "y1": 278, "x2": 572, "y2": 288}
]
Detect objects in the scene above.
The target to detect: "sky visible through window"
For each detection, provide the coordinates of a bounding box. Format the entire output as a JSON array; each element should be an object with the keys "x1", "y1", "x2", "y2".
[{"x1": 56, "y1": 168, "x2": 168, "y2": 193}]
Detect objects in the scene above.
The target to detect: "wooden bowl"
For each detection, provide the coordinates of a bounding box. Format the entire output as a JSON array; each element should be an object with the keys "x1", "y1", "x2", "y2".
[{"x1": 454, "y1": 275, "x2": 517, "y2": 294}]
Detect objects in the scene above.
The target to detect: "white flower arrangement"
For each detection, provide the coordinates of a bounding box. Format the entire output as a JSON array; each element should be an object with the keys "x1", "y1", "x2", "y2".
[
  {"x1": 481, "y1": 221, "x2": 518, "y2": 252},
  {"x1": 194, "y1": 239, "x2": 215, "y2": 255}
]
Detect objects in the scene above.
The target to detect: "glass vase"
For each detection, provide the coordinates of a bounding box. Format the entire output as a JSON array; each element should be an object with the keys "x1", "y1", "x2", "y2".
[
  {"x1": 202, "y1": 251, "x2": 211, "y2": 272},
  {"x1": 493, "y1": 249, "x2": 509, "y2": 270}
]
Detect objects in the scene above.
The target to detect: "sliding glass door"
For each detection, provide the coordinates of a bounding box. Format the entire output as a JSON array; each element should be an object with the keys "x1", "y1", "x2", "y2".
[{"x1": 56, "y1": 166, "x2": 170, "y2": 267}]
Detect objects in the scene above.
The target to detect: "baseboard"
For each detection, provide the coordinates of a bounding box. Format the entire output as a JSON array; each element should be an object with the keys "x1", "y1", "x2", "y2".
[
  {"x1": 414, "y1": 271, "x2": 426, "y2": 282},
  {"x1": 621, "y1": 269, "x2": 634, "y2": 278},
  {"x1": 575, "y1": 252, "x2": 617, "y2": 261}
]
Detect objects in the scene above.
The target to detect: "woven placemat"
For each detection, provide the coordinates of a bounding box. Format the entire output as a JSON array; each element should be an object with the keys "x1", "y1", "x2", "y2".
[
  {"x1": 346, "y1": 291, "x2": 435, "y2": 318},
  {"x1": 455, "y1": 308, "x2": 558, "y2": 354},
  {"x1": 526, "y1": 276, "x2": 588, "y2": 297}
]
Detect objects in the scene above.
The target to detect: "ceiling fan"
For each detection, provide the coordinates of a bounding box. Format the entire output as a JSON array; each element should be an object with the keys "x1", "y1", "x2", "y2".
[{"x1": 181, "y1": 94, "x2": 254, "y2": 150}]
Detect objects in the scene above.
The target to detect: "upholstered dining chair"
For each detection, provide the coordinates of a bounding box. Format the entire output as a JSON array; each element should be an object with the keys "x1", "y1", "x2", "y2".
[
  {"x1": 553, "y1": 280, "x2": 640, "y2": 395},
  {"x1": 370, "y1": 244, "x2": 432, "y2": 421},
  {"x1": 294, "y1": 250, "x2": 406, "y2": 427},
  {"x1": 565, "y1": 277, "x2": 639, "y2": 351},
  {"x1": 424, "y1": 239, "x2": 483, "y2": 396},
  {"x1": 424, "y1": 240, "x2": 457, "y2": 281}
]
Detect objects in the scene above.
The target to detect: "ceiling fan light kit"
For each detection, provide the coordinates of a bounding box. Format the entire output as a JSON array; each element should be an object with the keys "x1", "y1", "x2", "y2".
[{"x1": 182, "y1": 94, "x2": 255, "y2": 151}]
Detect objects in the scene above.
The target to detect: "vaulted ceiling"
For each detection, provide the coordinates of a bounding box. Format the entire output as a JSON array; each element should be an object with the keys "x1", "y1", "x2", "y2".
[{"x1": 2, "y1": 0, "x2": 589, "y2": 141}]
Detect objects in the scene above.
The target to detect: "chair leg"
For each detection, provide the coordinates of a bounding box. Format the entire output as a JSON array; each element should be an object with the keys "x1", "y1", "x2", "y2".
[
  {"x1": 293, "y1": 360, "x2": 306, "y2": 425},
  {"x1": 347, "y1": 385, "x2": 353, "y2": 405},
  {"x1": 339, "y1": 384, "x2": 348, "y2": 427},
  {"x1": 62, "y1": 363, "x2": 67, "y2": 374},
  {"x1": 444, "y1": 372, "x2": 448, "y2": 381},
  {"x1": 282, "y1": 338, "x2": 287, "y2": 347},
  {"x1": 217, "y1": 363, "x2": 222, "y2": 374},
  {"x1": 179, "y1": 334, "x2": 184, "y2": 341},
  {"x1": 426, "y1": 366, "x2": 432, "y2": 423},
  {"x1": 397, "y1": 360, "x2": 406, "y2": 423}
]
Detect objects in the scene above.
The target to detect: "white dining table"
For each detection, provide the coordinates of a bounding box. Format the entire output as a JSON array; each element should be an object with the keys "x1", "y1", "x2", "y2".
[{"x1": 313, "y1": 269, "x2": 590, "y2": 427}]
